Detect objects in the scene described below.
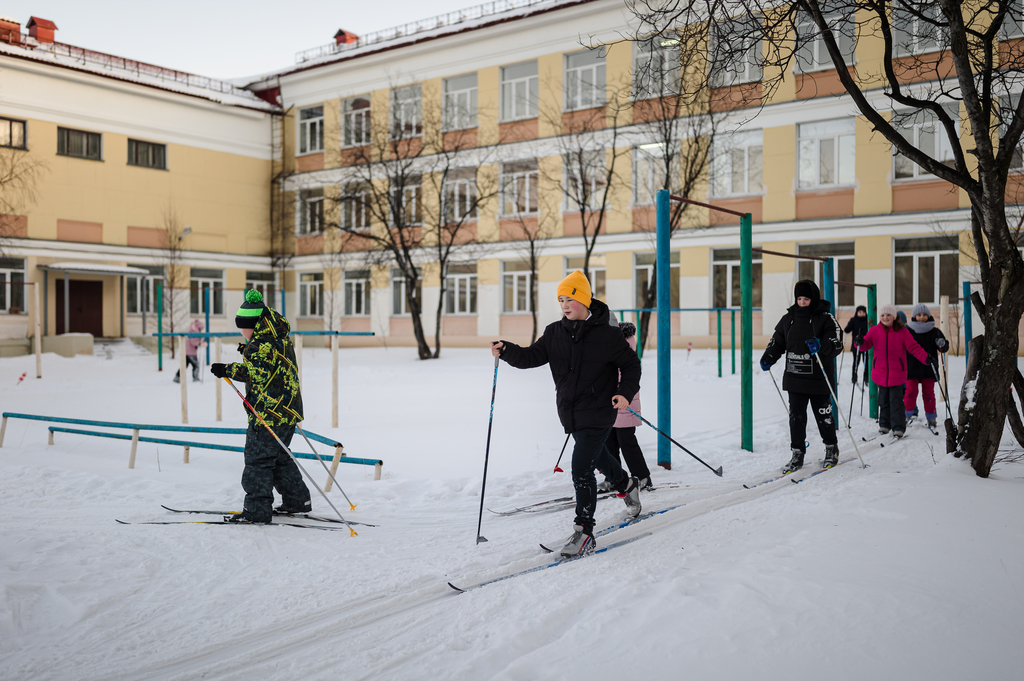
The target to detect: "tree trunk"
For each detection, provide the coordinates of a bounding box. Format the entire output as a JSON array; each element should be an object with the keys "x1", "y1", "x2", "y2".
[
  {"x1": 432, "y1": 281, "x2": 444, "y2": 359},
  {"x1": 406, "y1": 288, "x2": 433, "y2": 360}
]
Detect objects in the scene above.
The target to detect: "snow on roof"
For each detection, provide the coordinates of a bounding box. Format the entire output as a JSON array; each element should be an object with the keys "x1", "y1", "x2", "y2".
[{"x1": 0, "y1": 34, "x2": 279, "y2": 113}]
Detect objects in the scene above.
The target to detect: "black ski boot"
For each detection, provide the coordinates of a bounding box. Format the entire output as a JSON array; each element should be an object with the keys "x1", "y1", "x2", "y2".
[
  {"x1": 823, "y1": 444, "x2": 840, "y2": 469},
  {"x1": 783, "y1": 448, "x2": 805, "y2": 474}
]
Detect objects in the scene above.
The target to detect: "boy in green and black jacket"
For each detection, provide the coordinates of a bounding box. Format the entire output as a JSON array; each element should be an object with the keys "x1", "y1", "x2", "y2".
[{"x1": 211, "y1": 290, "x2": 310, "y2": 523}]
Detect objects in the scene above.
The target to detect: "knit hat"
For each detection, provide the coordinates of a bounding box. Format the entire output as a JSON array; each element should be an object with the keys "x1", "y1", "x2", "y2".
[
  {"x1": 855, "y1": 305, "x2": 867, "y2": 314},
  {"x1": 897, "y1": 311, "x2": 907, "y2": 324},
  {"x1": 879, "y1": 304, "x2": 897, "y2": 318},
  {"x1": 912, "y1": 303, "x2": 930, "y2": 318},
  {"x1": 620, "y1": 322, "x2": 637, "y2": 339},
  {"x1": 557, "y1": 270, "x2": 592, "y2": 309},
  {"x1": 236, "y1": 289, "x2": 266, "y2": 329},
  {"x1": 794, "y1": 279, "x2": 820, "y2": 305}
]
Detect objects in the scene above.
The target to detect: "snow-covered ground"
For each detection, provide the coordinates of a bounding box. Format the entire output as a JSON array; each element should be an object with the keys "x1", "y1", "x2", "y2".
[{"x1": 1, "y1": 343, "x2": 1022, "y2": 681}]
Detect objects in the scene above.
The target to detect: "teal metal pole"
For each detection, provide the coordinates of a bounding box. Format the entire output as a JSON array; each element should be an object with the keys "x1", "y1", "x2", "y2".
[
  {"x1": 731, "y1": 308, "x2": 736, "y2": 375},
  {"x1": 157, "y1": 283, "x2": 163, "y2": 372},
  {"x1": 963, "y1": 281, "x2": 972, "y2": 364},
  {"x1": 636, "y1": 310, "x2": 642, "y2": 361},
  {"x1": 656, "y1": 190, "x2": 672, "y2": 469},
  {"x1": 717, "y1": 309, "x2": 722, "y2": 378},
  {"x1": 868, "y1": 284, "x2": 878, "y2": 419},
  {"x1": 740, "y1": 213, "x2": 753, "y2": 452}
]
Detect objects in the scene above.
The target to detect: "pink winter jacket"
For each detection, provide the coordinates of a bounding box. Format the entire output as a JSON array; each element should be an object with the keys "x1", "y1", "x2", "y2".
[
  {"x1": 614, "y1": 335, "x2": 642, "y2": 427},
  {"x1": 185, "y1": 320, "x2": 205, "y2": 357},
  {"x1": 856, "y1": 323, "x2": 928, "y2": 387}
]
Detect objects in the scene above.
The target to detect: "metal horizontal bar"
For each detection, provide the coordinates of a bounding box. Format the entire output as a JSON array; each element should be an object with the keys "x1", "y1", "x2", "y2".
[
  {"x1": 611, "y1": 308, "x2": 763, "y2": 313},
  {"x1": 753, "y1": 248, "x2": 830, "y2": 262},
  {"x1": 287, "y1": 331, "x2": 376, "y2": 336},
  {"x1": 151, "y1": 332, "x2": 375, "y2": 337},
  {"x1": 668, "y1": 195, "x2": 750, "y2": 218},
  {"x1": 834, "y1": 280, "x2": 877, "y2": 289},
  {"x1": 4, "y1": 412, "x2": 246, "y2": 434}
]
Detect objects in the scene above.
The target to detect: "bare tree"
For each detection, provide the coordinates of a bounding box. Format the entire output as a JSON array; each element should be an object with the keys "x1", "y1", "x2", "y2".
[
  {"x1": 157, "y1": 204, "x2": 189, "y2": 359},
  {"x1": 0, "y1": 146, "x2": 45, "y2": 256},
  {"x1": 628, "y1": 0, "x2": 1024, "y2": 477}
]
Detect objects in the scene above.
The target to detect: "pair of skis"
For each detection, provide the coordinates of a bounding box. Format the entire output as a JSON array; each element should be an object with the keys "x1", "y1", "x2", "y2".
[
  {"x1": 115, "y1": 505, "x2": 377, "y2": 530},
  {"x1": 488, "y1": 483, "x2": 686, "y2": 517}
]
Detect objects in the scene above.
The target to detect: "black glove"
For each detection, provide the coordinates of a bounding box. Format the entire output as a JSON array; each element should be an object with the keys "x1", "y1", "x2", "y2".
[
  {"x1": 210, "y1": 363, "x2": 227, "y2": 379},
  {"x1": 854, "y1": 334, "x2": 864, "y2": 346}
]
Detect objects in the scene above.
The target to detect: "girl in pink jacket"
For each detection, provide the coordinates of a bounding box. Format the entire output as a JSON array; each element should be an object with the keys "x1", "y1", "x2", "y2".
[
  {"x1": 856, "y1": 304, "x2": 928, "y2": 438},
  {"x1": 602, "y1": 323, "x2": 652, "y2": 488}
]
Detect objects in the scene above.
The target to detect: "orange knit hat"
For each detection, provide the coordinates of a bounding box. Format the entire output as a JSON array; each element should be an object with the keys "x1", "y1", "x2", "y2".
[{"x1": 556, "y1": 270, "x2": 592, "y2": 308}]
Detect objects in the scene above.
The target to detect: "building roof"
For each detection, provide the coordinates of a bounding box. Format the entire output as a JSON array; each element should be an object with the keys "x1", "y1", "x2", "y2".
[{"x1": 26, "y1": 17, "x2": 57, "y2": 30}]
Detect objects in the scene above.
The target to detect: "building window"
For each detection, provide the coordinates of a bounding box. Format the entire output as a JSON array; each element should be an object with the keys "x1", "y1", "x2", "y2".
[
  {"x1": 392, "y1": 268, "x2": 422, "y2": 315},
  {"x1": 299, "y1": 106, "x2": 324, "y2": 154},
  {"x1": 1002, "y1": 95, "x2": 1023, "y2": 171},
  {"x1": 190, "y1": 268, "x2": 224, "y2": 316},
  {"x1": 503, "y1": 261, "x2": 534, "y2": 313},
  {"x1": 343, "y1": 96, "x2": 372, "y2": 148},
  {"x1": 344, "y1": 269, "x2": 371, "y2": 316},
  {"x1": 299, "y1": 272, "x2": 325, "y2": 317},
  {"x1": 633, "y1": 36, "x2": 679, "y2": 100},
  {"x1": 565, "y1": 48, "x2": 606, "y2": 111},
  {"x1": 709, "y1": 15, "x2": 763, "y2": 88},
  {"x1": 127, "y1": 139, "x2": 167, "y2": 170},
  {"x1": 565, "y1": 256, "x2": 606, "y2": 301},
  {"x1": 500, "y1": 60, "x2": 538, "y2": 122},
  {"x1": 246, "y1": 271, "x2": 277, "y2": 309},
  {"x1": 126, "y1": 265, "x2": 165, "y2": 315},
  {"x1": 893, "y1": 105, "x2": 959, "y2": 179},
  {"x1": 634, "y1": 143, "x2": 679, "y2": 205},
  {"x1": 444, "y1": 170, "x2": 478, "y2": 222},
  {"x1": 443, "y1": 73, "x2": 478, "y2": 131},
  {"x1": 0, "y1": 117, "x2": 26, "y2": 149},
  {"x1": 445, "y1": 264, "x2": 477, "y2": 315},
  {"x1": 564, "y1": 150, "x2": 607, "y2": 210},
  {"x1": 635, "y1": 252, "x2": 680, "y2": 308},
  {"x1": 795, "y1": 11, "x2": 856, "y2": 73},
  {"x1": 797, "y1": 243, "x2": 855, "y2": 307},
  {"x1": 390, "y1": 179, "x2": 422, "y2": 226},
  {"x1": 798, "y1": 118, "x2": 856, "y2": 189},
  {"x1": 894, "y1": 237, "x2": 960, "y2": 306},
  {"x1": 893, "y1": 2, "x2": 947, "y2": 57},
  {"x1": 712, "y1": 249, "x2": 761, "y2": 308},
  {"x1": 0, "y1": 257, "x2": 26, "y2": 313},
  {"x1": 57, "y1": 127, "x2": 101, "y2": 161},
  {"x1": 298, "y1": 189, "x2": 325, "y2": 235},
  {"x1": 500, "y1": 160, "x2": 539, "y2": 216},
  {"x1": 710, "y1": 130, "x2": 763, "y2": 197},
  {"x1": 341, "y1": 184, "x2": 371, "y2": 231},
  {"x1": 390, "y1": 85, "x2": 423, "y2": 140},
  {"x1": 1003, "y1": 0, "x2": 1024, "y2": 39}
]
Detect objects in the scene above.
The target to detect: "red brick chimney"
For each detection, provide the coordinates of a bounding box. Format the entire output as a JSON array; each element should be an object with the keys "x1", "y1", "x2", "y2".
[
  {"x1": 334, "y1": 29, "x2": 359, "y2": 46},
  {"x1": 0, "y1": 15, "x2": 22, "y2": 45},
  {"x1": 27, "y1": 16, "x2": 57, "y2": 44}
]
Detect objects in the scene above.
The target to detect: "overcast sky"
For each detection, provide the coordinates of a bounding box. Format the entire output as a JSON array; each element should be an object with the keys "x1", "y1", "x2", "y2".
[{"x1": 3, "y1": 0, "x2": 482, "y2": 79}]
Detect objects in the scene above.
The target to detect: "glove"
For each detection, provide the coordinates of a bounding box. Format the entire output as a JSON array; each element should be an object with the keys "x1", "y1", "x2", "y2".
[
  {"x1": 935, "y1": 338, "x2": 948, "y2": 351},
  {"x1": 760, "y1": 360, "x2": 772, "y2": 372},
  {"x1": 210, "y1": 363, "x2": 227, "y2": 379},
  {"x1": 854, "y1": 334, "x2": 864, "y2": 347},
  {"x1": 237, "y1": 342, "x2": 247, "y2": 355},
  {"x1": 805, "y1": 338, "x2": 821, "y2": 355}
]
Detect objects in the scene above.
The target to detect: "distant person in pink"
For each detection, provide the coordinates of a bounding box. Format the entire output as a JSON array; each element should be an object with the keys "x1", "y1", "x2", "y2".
[{"x1": 174, "y1": 319, "x2": 205, "y2": 383}]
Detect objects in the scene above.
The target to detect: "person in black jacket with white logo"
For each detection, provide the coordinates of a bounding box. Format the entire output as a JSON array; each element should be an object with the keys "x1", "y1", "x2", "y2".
[
  {"x1": 492, "y1": 270, "x2": 642, "y2": 559},
  {"x1": 759, "y1": 280, "x2": 844, "y2": 473}
]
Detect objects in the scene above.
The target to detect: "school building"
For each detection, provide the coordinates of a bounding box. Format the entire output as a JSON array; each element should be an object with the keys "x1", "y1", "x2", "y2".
[{"x1": 0, "y1": 1, "x2": 988, "y2": 357}]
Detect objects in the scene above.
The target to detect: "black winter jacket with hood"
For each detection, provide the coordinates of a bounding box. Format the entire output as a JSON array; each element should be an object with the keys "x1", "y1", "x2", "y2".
[
  {"x1": 760, "y1": 283, "x2": 844, "y2": 395},
  {"x1": 499, "y1": 299, "x2": 641, "y2": 433},
  {"x1": 906, "y1": 317, "x2": 947, "y2": 380}
]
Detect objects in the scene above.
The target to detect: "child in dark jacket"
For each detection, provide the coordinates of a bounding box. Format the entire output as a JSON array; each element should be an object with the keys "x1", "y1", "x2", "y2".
[
  {"x1": 492, "y1": 270, "x2": 642, "y2": 558},
  {"x1": 904, "y1": 303, "x2": 948, "y2": 429},
  {"x1": 843, "y1": 305, "x2": 869, "y2": 385},
  {"x1": 856, "y1": 303, "x2": 929, "y2": 438}
]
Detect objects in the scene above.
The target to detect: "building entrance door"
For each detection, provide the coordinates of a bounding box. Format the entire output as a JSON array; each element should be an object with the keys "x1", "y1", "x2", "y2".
[{"x1": 56, "y1": 280, "x2": 104, "y2": 337}]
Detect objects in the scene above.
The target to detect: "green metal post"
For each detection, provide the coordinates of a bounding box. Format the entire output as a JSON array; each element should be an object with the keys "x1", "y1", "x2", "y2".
[
  {"x1": 740, "y1": 213, "x2": 753, "y2": 452},
  {"x1": 636, "y1": 310, "x2": 642, "y2": 361},
  {"x1": 868, "y1": 284, "x2": 878, "y2": 419},
  {"x1": 717, "y1": 309, "x2": 722, "y2": 378},
  {"x1": 656, "y1": 190, "x2": 672, "y2": 468},
  {"x1": 731, "y1": 308, "x2": 736, "y2": 375},
  {"x1": 157, "y1": 283, "x2": 163, "y2": 372}
]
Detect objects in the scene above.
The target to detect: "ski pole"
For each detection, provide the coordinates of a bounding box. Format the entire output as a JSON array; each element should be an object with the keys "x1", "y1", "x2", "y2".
[
  {"x1": 552, "y1": 433, "x2": 570, "y2": 473},
  {"x1": 848, "y1": 371, "x2": 857, "y2": 425},
  {"x1": 931, "y1": 358, "x2": 954, "y2": 423},
  {"x1": 768, "y1": 367, "x2": 789, "y2": 416},
  {"x1": 627, "y1": 407, "x2": 723, "y2": 476},
  {"x1": 294, "y1": 424, "x2": 358, "y2": 511},
  {"x1": 476, "y1": 355, "x2": 499, "y2": 545},
  {"x1": 222, "y1": 377, "x2": 358, "y2": 536},
  {"x1": 811, "y1": 352, "x2": 865, "y2": 468}
]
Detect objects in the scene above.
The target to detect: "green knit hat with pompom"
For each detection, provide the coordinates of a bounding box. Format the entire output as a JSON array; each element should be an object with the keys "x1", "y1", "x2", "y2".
[{"x1": 236, "y1": 289, "x2": 266, "y2": 329}]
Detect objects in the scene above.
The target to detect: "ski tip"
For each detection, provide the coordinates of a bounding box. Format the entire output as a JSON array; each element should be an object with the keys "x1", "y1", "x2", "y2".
[
  {"x1": 714, "y1": 466, "x2": 724, "y2": 477},
  {"x1": 115, "y1": 519, "x2": 130, "y2": 524},
  {"x1": 447, "y1": 582, "x2": 466, "y2": 593}
]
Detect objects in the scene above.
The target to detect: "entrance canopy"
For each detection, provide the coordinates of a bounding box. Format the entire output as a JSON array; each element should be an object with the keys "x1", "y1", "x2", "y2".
[{"x1": 37, "y1": 262, "x2": 154, "y2": 337}]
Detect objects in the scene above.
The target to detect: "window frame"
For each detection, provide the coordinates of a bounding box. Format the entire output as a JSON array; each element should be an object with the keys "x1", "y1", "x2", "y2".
[
  {"x1": 709, "y1": 16, "x2": 763, "y2": 88},
  {"x1": 502, "y1": 261, "x2": 534, "y2": 314},
  {"x1": 297, "y1": 189, "x2": 325, "y2": 236},
  {"x1": 564, "y1": 256, "x2": 607, "y2": 301},
  {"x1": 500, "y1": 60, "x2": 539, "y2": 122},
  {"x1": 390, "y1": 179, "x2": 422, "y2": 227},
  {"x1": 390, "y1": 85, "x2": 423, "y2": 140},
  {"x1": 0, "y1": 257, "x2": 26, "y2": 313},
  {"x1": 445, "y1": 264, "x2": 478, "y2": 316},
  {"x1": 892, "y1": 2, "x2": 947, "y2": 58},
  {"x1": 341, "y1": 184, "x2": 372, "y2": 232},
  {"x1": 794, "y1": 11, "x2": 856, "y2": 74},
  {"x1": 0, "y1": 117, "x2": 27, "y2": 150},
  {"x1": 797, "y1": 118, "x2": 856, "y2": 190},
  {"x1": 343, "y1": 269, "x2": 372, "y2": 317},
  {"x1": 246, "y1": 271, "x2": 277, "y2": 310},
  {"x1": 391, "y1": 267, "x2": 422, "y2": 316},
  {"x1": 633, "y1": 37, "x2": 680, "y2": 100},
  {"x1": 443, "y1": 73, "x2": 479, "y2": 132},
  {"x1": 796, "y1": 243, "x2": 856, "y2": 307},
  {"x1": 710, "y1": 130, "x2": 764, "y2": 198},
  {"x1": 563, "y1": 150, "x2": 607, "y2": 211},
  {"x1": 299, "y1": 272, "x2": 325, "y2": 318},
  {"x1": 500, "y1": 160, "x2": 539, "y2": 216},
  {"x1": 711, "y1": 248, "x2": 762, "y2": 309},
  {"x1": 443, "y1": 172, "x2": 479, "y2": 222},
  {"x1": 893, "y1": 237, "x2": 960, "y2": 307},
  {"x1": 57, "y1": 126, "x2": 102, "y2": 161},
  {"x1": 892, "y1": 104, "x2": 960, "y2": 181},
  {"x1": 564, "y1": 48, "x2": 607, "y2": 112},
  {"x1": 635, "y1": 252, "x2": 680, "y2": 309},
  {"x1": 298, "y1": 105, "x2": 325, "y2": 155},
  {"x1": 342, "y1": 95, "x2": 372, "y2": 148},
  {"x1": 127, "y1": 138, "x2": 167, "y2": 170},
  {"x1": 126, "y1": 265, "x2": 165, "y2": 316},
  {"x1": 189, "y1": 268, "x2": 225, "y2": 317}
]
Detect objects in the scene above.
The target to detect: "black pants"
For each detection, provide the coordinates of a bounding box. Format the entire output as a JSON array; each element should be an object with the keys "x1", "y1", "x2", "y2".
[
  {"x1": 571, "y1": 427, "x2": 628, "y2": 533},
  {"x1": 877, "y1": 385, "x2": 907, "y2": 433},
  {"x1": 850, "y1": 349, "x2": 870, "y2": 384},
  {"x1": 241, "y1": 422, "x2": 311, "y2": 523},
  {"x1": 175, "y1": 355, "x2": 200, "y2": 381},
  {"x1": 606, "y1": 427, "x2": 651, "y2": 480},
  {"x1": 789, "y1": 392, "x2": 838, "y2": 451}
]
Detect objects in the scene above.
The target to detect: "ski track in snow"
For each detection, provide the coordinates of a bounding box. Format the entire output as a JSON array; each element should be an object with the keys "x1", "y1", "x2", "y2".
[{"x1": 1, "y1": 347, "x2": 1022, "y2": 680}]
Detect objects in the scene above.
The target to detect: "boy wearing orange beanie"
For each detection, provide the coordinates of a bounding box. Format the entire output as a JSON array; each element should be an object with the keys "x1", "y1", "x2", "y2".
[{"x1": 491, "y1": 270, "x2": 642, "y2": 558}]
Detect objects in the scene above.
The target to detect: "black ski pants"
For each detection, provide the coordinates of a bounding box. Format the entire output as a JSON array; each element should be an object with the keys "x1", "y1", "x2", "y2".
[
  {"x1": 175, "y1": 355, "x2": 200, "y2": 381},
  {"x1": 789, "y1": 391, "x2": 838, "y2": 451},
  {"x1": 571, "y1": 427, "x2": 628, "y2": 533},
  {"x1": 850, "y1": 348, "x2": 870, "y2": 384},
  {"x1": 606, "y1": 427, "x2": 651, "y2": 480},
  {"x1": 877, "y1": 385, "x2": 907, "y2": 433},
  {"x1": 241, "y1": 422, "x2": 311, "y2": 523}
]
